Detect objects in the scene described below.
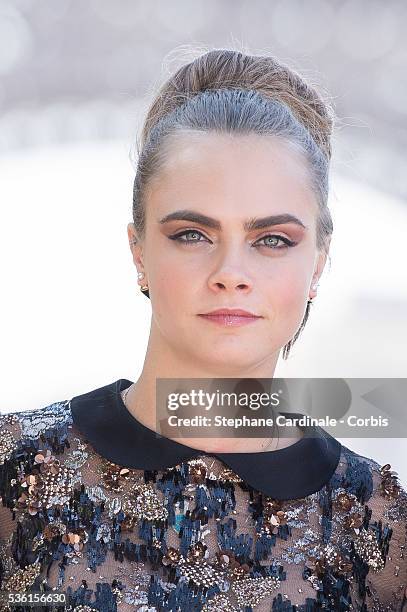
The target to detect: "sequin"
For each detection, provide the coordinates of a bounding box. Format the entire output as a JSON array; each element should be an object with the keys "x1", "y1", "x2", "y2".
[
  {"x1": 0, "y1": 400, "x2": 406, "y2": 612},
  {"x1": 353, "y1": 528, "x2": 386, "y2": 572},
  {"x1": 0, "y1": 429, "x2": 17, "y2": 465},
  {"x1": 379, "y1": 462, "x2": 403, "y2": 499}
]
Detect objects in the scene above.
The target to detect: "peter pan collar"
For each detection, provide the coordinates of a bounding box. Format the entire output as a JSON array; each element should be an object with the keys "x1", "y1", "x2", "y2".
[{"x1": 70, "y1": 378, "x2": 341, "y2": 501}]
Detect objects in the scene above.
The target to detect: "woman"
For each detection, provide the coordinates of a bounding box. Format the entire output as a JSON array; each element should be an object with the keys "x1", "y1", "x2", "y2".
[{"x1": 1, "y1": 49, "x2": 406, "y2": 612}]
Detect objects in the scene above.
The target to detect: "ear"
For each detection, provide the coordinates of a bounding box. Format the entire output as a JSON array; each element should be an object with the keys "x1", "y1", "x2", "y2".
[
  {"x1": 310, "y1": 237, "x2": 331, "y2": 300},
  {"x1": 127, "y1": 222, "x2": 145, "y2": 273}
]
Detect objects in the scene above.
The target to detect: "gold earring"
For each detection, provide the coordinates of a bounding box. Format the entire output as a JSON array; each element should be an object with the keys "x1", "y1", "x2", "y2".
[{"x1": 137, "y1": 271, "x2": 149, "y2": 293}]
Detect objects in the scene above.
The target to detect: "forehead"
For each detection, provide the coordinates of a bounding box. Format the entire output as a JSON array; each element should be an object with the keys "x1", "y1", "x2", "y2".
[{"x1": 147, "y1": 131, "x2": 318, "y2": 219}]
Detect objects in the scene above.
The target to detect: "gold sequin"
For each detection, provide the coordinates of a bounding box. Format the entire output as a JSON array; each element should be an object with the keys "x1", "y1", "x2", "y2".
[
  {"x1": 202, "y1": 593, "x2": 238, "y2": 611},
  {"x1": 128, "y1": 482, "x2": 169, "y2": 521},
  {"x1": 179, "y1": 557, "x2": 226, "y2": 589},
  {"x1": 187, "y1": 541, "x2": 208, "y2": 561},
  {"x1": 218, "y1": 467, "x2": 243, "y2": 483},
  {"x1": 162, "y1": 547, "x2": 182, "y2": 566},
  {"x1": 307, "y1": 543, "x2": 353, "y2": 582},
  {"x1": 101, "y1": 460, "x2": 132, "y2": 492},
  {"x1": 215, "y1": 549, "x2": 250, "y2": 579},
  {"x1": 62, "y1": 528, "x2": 87, "y2": 552},
  {"x1": 18, "y1": 460, "x2": 75, "y2": 513},
  {"x1": 343, "y1": 511, "x2": 364, "y2": 531},
  {"x1": 2, "y1": 561, "x2": 41, "y2": 592},
  {"x1": 231, "y1": 575, "x2": 280, "y2": 608},
  {"x1": 333, "y1": 490, "x2": 357, "y2": 512},
  {"x1": 188, "y1": 458, "x2": 208, "y2": 484},
  {"x1": 353, "y1": 529, "x2": 385, "y2": 572},
  {"x1": 1, "y1": 402, "x2": 406, "y2": 612},
  {"x1": 379, "y1": 463, "x2": 402, "y2": 499},
  {"x1": 0, "y1": 430, "x2": 17, "y2": 465}
]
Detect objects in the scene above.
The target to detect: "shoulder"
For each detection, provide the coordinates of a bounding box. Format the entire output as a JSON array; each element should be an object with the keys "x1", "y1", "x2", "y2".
[
  {"x1": 0, "y1": 400, "x2": 74, "y2": 525},
  {"x1": 1, "y1": 400, "x2": 73, "y2": 462},
  {"x1": 336, "y1": 443, "x2": 406, "y2": 504},
  {"x1": 335, "y1": 443, "x2": 407, "y2": 534},
  {"x1": 333, "y1": 443, "x2": 407, "y2": 609},
  {"x1": 1, "y1": 399, "x2": 73, "y2": 438}
]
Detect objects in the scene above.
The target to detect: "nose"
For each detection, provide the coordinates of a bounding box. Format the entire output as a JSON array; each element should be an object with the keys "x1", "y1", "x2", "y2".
[
  {"x1": 206, "y1": 237, "x2": 257, "y2": 293},
  {"x1": 211, "y1": 277, "x2": 251, "y2": 292},
  {"x1": 208, "y1": 257, "x2": 253, "y2": 294}
]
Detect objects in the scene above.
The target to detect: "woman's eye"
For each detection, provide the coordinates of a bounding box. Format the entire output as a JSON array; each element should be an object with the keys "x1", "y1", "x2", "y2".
[
  {"x1": 170, "y1": 230, "x2": 209, "y2": 244},
  {"x1": 255, "y1": 234, "x2": 297, "y2": 249},
  {"x1": 169, "y1": 230, "x2": 297, "y2": 249}
]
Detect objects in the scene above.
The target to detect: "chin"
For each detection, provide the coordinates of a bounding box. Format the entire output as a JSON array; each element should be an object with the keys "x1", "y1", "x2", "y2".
[{"x1": 200, "y1": 349, "x2": 259, "y2": 372}]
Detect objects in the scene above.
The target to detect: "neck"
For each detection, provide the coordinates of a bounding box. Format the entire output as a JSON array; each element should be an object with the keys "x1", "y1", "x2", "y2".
[{"x1": 124, "y1": 324, "x2": 303, "y2": 453}]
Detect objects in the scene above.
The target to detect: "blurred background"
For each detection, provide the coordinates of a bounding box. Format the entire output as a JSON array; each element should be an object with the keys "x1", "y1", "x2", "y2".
[{"x1": 0, "y1": 1, "x2": 406, "y2": 484}]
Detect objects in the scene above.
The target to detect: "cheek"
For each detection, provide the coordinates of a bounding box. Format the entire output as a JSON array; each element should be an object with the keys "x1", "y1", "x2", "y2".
[
  {"x1": 265, "y1": 248, "x2": 311, "y2": 291},
  {"x1": 269, "y1": 274, "x2": 307, "y2": 306},
  {"x1": 262, "y1": 255, "x2": 313, "y2": 326},
  {"x1": 149, "y1": 251, "x2": 192, "y2": 322},
  {"x1": 152, "y1": 242, "x2": 203, "y2": 300}
]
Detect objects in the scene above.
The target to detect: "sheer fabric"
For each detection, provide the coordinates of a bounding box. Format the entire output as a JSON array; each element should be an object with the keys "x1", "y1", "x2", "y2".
[{"x1": 0, "y1": 398, "x2": 406, "y2": 611}]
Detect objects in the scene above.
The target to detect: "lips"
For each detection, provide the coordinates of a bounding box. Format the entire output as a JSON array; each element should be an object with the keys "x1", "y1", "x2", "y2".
[
  {"x1": 199, "y1": 309, "x2": 261, "y2": 317},
  {"x1": 197, "y1": 309, "x2": 262, "y2": 327}
]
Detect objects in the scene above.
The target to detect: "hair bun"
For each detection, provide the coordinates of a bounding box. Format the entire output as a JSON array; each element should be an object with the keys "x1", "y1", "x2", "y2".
[{"x1": 142, "y1": 49, "x2": 335, "y2": 160}]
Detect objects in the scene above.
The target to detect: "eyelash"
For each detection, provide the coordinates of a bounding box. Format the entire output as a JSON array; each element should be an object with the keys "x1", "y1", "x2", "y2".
[{"x1": 169, "y1": 229, "x2": 297, "y2": 250}]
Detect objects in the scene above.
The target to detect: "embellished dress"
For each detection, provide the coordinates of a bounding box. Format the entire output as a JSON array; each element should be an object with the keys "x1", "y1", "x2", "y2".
[{"x1": 0, "y1": 378, "x2": 406, "y2": 612}]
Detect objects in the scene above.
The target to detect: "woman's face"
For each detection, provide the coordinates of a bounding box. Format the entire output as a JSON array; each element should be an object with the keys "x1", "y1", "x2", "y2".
[{"x1": 129, "y1": 132, "x2": 328, "y2": 371}]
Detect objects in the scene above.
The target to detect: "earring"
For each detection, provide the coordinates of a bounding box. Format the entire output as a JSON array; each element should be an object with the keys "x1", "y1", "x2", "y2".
[
  {"x1": 282, "y1": 298, "x2": 313, "y2": 360},
  {"x1": 137, "y1": 271, "x2": 149, "y2": 293}
]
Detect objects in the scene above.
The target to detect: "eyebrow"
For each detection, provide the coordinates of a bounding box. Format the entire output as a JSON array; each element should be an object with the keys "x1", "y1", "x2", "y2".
[{"x1": 158, "y1": 209, "x2": 307, "y2": 231}]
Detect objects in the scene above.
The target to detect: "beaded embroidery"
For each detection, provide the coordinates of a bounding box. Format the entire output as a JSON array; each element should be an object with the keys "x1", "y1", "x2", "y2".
[{"x1": 0, "y1": 399, "x2": 406, "y2": 612}]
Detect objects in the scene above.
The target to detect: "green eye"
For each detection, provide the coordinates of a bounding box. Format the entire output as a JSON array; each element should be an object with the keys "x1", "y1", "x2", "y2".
[
  {"x1": 170, "y1": 230, "x2": 209, "y2": 244},
  {"x1": 169, "y1": 230, "x2": 297, "y2": 249},
  {"x1": 255, "y1": 234, "x2": 297, "y2": 249}
]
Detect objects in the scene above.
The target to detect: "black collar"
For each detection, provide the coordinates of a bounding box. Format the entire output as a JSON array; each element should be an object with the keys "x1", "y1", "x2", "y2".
[{"x1": 70, "y1": 378, "x2": 342, "y2": 501}]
